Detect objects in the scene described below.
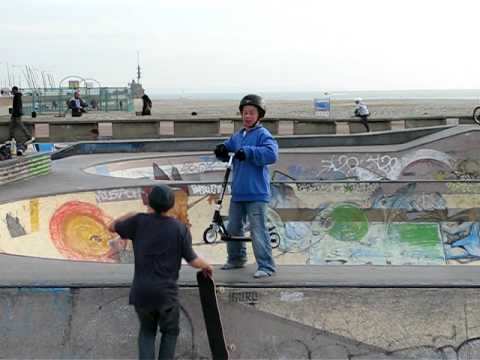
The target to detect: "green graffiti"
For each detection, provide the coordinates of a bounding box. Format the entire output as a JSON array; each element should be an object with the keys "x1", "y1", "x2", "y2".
[
  {"x1": 389, "y1": 223, "x2": 440, "y2": 248},
  {"x1": 327, "y1": 203, "x2": 368, "y2": 241}
]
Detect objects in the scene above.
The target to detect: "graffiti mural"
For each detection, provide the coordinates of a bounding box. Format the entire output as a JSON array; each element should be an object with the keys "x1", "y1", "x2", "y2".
[{"x1": 0, "y1": 179, "x2": 480, "y2": 265}]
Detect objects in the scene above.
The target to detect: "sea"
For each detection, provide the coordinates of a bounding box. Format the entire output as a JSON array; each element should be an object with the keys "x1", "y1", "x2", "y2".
[{"x1": 151, "y1": 89, "x2": 480, "y2": 101}]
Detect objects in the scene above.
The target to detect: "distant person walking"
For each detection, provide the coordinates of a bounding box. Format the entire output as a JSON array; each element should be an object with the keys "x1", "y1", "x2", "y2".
[
  {"x1": 141, "y1": 92, "x2": 152, "y2": 115},
  {"x1": 108, "y1": 185, "x2": 212, "y2": 360},
  {"x1": 354, "y1": 98, "x2": 370, "y2": 132},
  {"x1": 9, "y1": 86, "x2": 34, "y2": 144}
]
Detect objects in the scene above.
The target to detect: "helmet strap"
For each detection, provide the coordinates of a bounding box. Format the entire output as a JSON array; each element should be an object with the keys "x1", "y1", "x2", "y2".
[{"x1": 248, "y1": 120, "x2": 259, "y2": 129}]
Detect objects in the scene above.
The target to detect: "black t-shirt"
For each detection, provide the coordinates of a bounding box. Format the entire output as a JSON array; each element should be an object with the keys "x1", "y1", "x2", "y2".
[{"x1": 115, "y1": 213, "x2": 197, "y2": 307}]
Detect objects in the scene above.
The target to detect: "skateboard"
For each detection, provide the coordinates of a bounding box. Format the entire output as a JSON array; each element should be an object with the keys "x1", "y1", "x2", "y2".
[{"x1": 197, "y1": 271, "x2": 229, "y2": 360}]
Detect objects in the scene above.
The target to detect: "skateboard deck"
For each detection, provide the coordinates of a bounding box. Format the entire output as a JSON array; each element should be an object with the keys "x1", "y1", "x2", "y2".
[{"x1": 197, "y1": 271, "x2": 229, "y2": 360}]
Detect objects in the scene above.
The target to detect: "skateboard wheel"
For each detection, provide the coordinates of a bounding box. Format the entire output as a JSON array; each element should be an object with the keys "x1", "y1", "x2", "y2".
[{"x1": 216, "y1": 286, "x2": 225, "y2": 295}]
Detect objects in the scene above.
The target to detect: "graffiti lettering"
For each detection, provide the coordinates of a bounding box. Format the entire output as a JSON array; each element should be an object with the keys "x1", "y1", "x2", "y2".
[
  {"x1": 229, "y1": 291, "x2": 259, "y2": 304},
  {"x1": 189, "y1": 184, "x2": 231, "y2": 195},
  {"x1": 296, "y1": 182, "x2": 378, "y2": 193},
  {"x1": 96, "y1": 188, "x2": 142, "y2": 203},
  {"x1": 178, "y1": 161, "x2": 225, "y2": 175}
]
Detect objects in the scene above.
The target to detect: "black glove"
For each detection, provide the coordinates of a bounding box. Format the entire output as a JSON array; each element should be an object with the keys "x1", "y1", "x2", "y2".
[
  {"x1": 214, "y1": 144, "x2": 229, "y2": 161},
  {"x1": 234, "y1": 148, "x2": 246, "y2": 161}
]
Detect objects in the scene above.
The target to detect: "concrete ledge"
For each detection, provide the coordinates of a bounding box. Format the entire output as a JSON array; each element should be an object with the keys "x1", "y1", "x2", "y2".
[
  {"x1": 446, "y1": 117, "x2": 460, "y2": 126},
  {"x1": 98, "y1": 122, "x2": 113, "y2": 138},
  {"x1": 278, "y1": 120, "x2": 294, "y2": 135},
  {"x1": 219, "y1": 119, "x2": 234, "y2": 135},
  {"x1": 159, "y1": 120, "x2": 174, "y2": 136},
  {"x1": 390, "y1": 119, "x2": 405, "y2": 130},
  {"x1": 51, "y1": 125, "x2": 454, "y2": 160},
  {"x1": 335, "y1": 122, "x2": 350, "y2": 134},
  {"x1": 34, "y1": 123, "x2": 50, "y2": 138},
  {"x1": 0, "y1": 115, "x2": 472, "y2": 142}
]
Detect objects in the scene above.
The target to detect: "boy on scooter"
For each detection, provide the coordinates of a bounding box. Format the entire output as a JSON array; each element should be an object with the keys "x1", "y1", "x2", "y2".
[{"x1": 214, "y1": 94, "x2": 278, "y2": 278}]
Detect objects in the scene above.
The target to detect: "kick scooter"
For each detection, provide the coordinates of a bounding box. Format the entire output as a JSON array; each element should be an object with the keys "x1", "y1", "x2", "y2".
[{"x1": 202, "y1": 154, "x2": 280, "y2": 248}]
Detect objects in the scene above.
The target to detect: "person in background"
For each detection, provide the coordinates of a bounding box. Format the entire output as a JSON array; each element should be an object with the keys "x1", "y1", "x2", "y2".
[
  {"x1": 214, "y1": 94, "x2": 278, "y2": 278},
  {"x1": 108, "y1": 185, "x2": 213, "y2": 360},
  {"x1": 69, "y1": 90, "x2": 88, "y2": 117},
  {"x1": 90, "y1": 98, "x2": 98, "y2": 110},
  {"x1": 9, "y1": 86, "x2": 35, "y2": 145},
  {"x1": 141, "y1": 92, "x2": 152, "y2": 115},
  {"x1": 354, "y1": 97, "x2": 370, "y2": 132}
]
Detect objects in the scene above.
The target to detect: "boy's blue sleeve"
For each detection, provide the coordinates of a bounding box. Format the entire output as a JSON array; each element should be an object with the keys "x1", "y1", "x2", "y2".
[
  {"x1": 223, "y1": 133, "x2": 236, "y2": 152},
  {"x1": 243, "y1": 132, "x2": 278, "y2": 166}
]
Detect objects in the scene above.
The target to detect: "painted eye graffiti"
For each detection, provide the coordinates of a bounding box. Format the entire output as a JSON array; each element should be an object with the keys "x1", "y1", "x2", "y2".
[{"x1": 49, "y1": 201, "x2": 116, "y2": 262}]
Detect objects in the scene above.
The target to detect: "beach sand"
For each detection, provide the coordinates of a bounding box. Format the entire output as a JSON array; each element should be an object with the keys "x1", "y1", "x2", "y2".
[
  {"x1": 147, "y1": 98, "x2": 479, "y2": 119},
  {"x1": 0, "y1": 97, "x2": 478, "y2": 120}
]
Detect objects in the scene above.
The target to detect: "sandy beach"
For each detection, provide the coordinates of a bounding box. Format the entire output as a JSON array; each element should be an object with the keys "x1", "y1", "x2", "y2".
[
  {"x1": 1, "y1": 96, "x2": 478, "y2": 120},
  {"x1": 147, "y1": 98, "x2": 479, "y2": 119}
]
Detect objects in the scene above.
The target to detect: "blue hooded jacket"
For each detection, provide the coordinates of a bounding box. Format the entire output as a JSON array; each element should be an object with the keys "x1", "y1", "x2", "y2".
[{"x1": 224, "y1": 125, "x2": 278, "y2": 202}]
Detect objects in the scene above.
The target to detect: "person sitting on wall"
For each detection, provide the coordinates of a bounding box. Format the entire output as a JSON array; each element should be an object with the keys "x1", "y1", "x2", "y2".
[
  {"x1": 353, "y1": 97, "x2": 370, "y2": 132},
  {"x1": 69, "y1": 90, "x2": 88, "y2": 117}
]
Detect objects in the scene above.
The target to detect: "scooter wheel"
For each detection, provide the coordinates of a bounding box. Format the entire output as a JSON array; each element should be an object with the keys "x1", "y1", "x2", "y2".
[
  {"x1": 203, "y1": 226, "x2": 218, "y2": 244},
  {"x1": 270, "y1": 232, "x2": 281, "y2": 249}
]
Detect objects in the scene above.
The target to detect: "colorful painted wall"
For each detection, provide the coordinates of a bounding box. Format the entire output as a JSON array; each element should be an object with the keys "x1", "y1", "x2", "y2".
[{"x1": 2, "y1": 179, "x2": 480, "y2": 265}]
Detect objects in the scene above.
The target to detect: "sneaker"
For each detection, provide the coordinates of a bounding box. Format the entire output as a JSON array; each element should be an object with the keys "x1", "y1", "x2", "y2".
[
  {"x1": 253, "y1": 270, "x2": 273, "y2": 278},
  {"x1": 220, "y1": 262, "x2": 246, "y2": 270},
  {"x1": 24, "y1": 137, "x2": 35, "y2": 145}
]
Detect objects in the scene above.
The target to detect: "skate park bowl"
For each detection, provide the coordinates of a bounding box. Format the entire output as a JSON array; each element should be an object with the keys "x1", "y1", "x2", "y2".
[
  {"x1": 3, "y1": 179, "x2": 480, "y2": 266},
  {"x1": 4, "y1": 125, "x2": 480, "y2": 358}
]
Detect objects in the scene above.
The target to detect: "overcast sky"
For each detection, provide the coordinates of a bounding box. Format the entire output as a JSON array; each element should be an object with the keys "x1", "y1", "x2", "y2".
[{"x1": 1, "y1": 0, "x2": 479, "y2": 94}]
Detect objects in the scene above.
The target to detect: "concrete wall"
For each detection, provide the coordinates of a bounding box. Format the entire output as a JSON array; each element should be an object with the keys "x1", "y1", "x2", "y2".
[
  {"x1": 1, "y1": 286, "x2": 479, "y2": 359},
  {"x1": 0, "y1": 116, "x2": 471, "y2": 142},
  {"x1": 51, "y1": 126, "x2": 452, "y2": 160}
]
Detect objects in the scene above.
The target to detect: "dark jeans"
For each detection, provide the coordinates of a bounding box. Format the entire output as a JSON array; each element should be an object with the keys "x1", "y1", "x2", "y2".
[
  {"x1": 135, "y1": 302, "x2": 180, "y2": 360},
  {"x1": 71, "y1": 108, "x2": 86, "y2": 117},
  {"x1": 9, "y1": 116, "x2": 31, "y2": 140},
  {"x1": 357, "y1": 115, "x2": 370, "y2": 132}
]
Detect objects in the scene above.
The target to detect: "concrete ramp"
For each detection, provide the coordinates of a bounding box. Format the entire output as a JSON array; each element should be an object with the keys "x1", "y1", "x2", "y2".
[{"x1": 85, "y1": 126, "x2": 480, "y2": 181}]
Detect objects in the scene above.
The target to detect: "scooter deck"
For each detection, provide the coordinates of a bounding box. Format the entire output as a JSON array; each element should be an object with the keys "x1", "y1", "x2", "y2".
[{"x1": 221, "y1": 234, "x2": 252, "y2": 242}]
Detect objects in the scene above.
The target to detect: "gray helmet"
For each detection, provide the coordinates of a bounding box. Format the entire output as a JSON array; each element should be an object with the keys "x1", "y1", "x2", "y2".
[
  {"x1": 239, "y1": 94, "x2": 266, "y2": 118},
  {"x1": 148, "y1": 185, "x2": 175, "y2": 213}
]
